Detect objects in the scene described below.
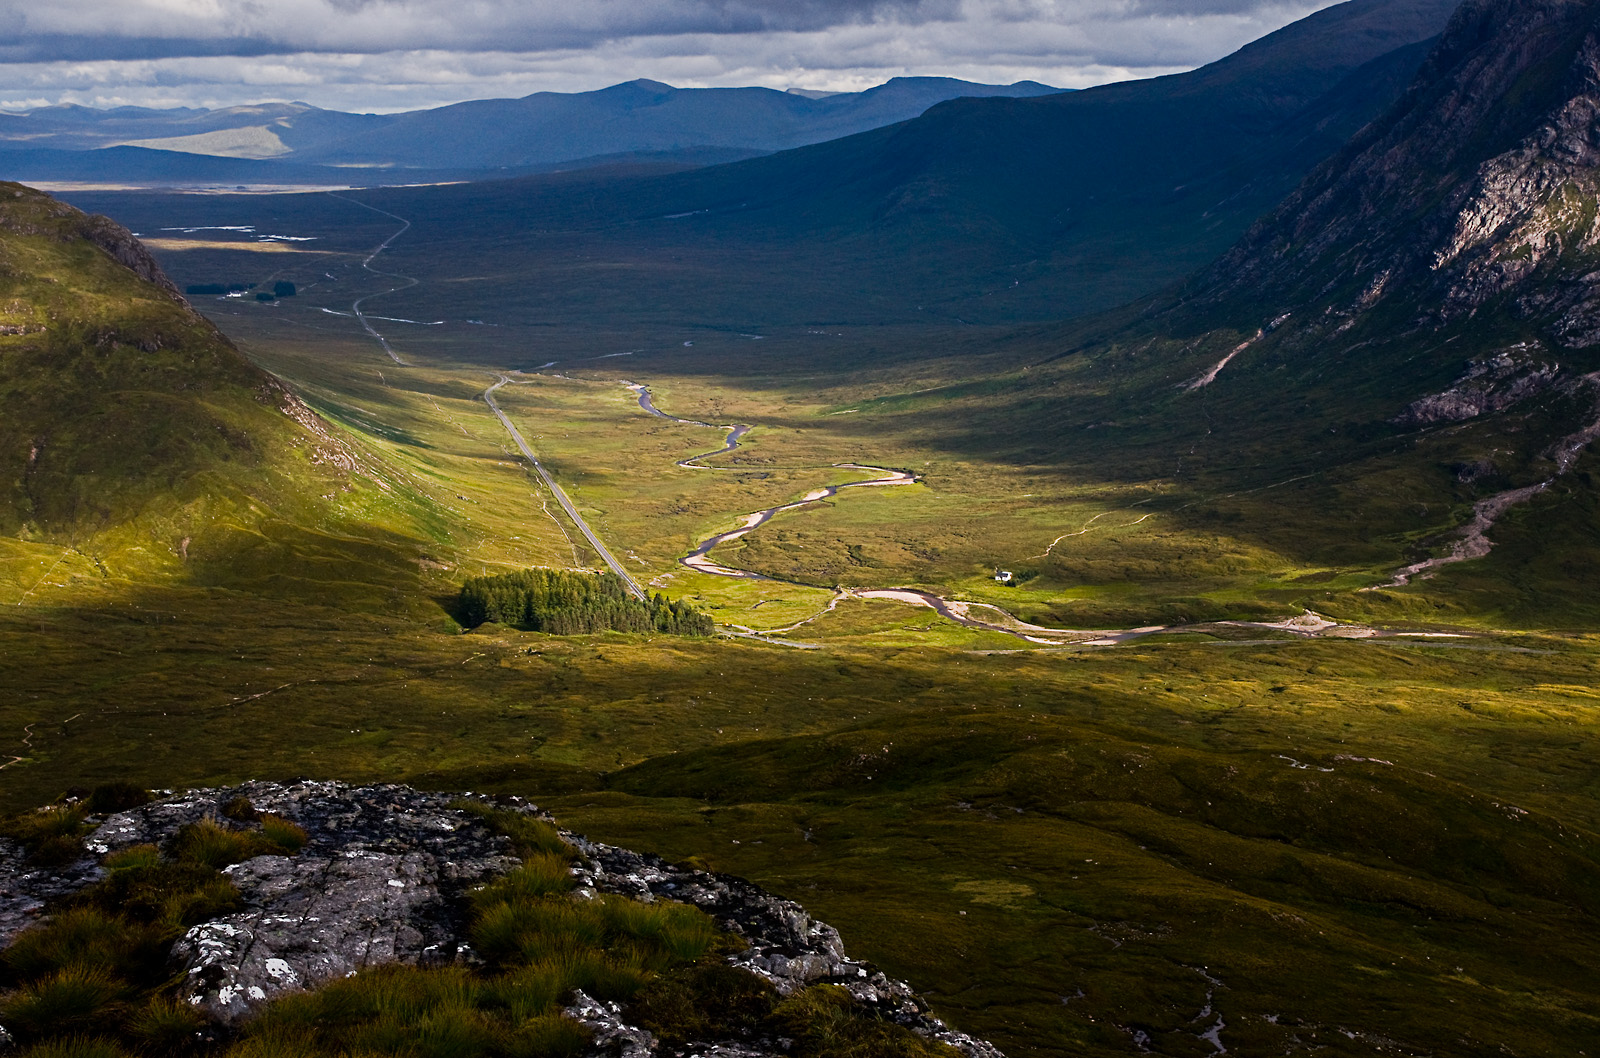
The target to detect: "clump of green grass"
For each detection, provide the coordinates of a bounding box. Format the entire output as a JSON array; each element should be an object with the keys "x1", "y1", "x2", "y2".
[
  {"x1": 232, "y1": 962, "x2": 595, "y2": 1058},
  {"x1": 2, "y1": 909, "x2": 163, "y2": 983},
  {"x1": 258, "y1": 815, "x2": 309, "y2": 854},
  {"x1": 771, "y1": 985, "x2": 964, "y2": 1058},
  {"x1": 91, "y1": 845, "x2": 241, "y2": 933},
  {"x1": 474, "y1": 853, "x2": 575, "y2": 906},
  {"x1": 167, "y1": 817, "x2": 303, "y2": 869},
  {"x1": 1, "y1": 968, "x2": 131, "y2": 1039},
  {"x1": 626, "y1": 971, "x2": 959, "y2": 1056},
  {"x1": 126, "y1": 996, "x2": 208, "y2": 1055},
  {"x1": 1, "y1": 805, "x2": 90, "y2": 869},
  {"x1": 627, "y1": 962, "x2": 778, "y2": 1045},
  {"x1": 18, "y1": 1037, "x2": 130, "y2": 1058},
  {"x1": 452, "y1": 801, "x2": 573, "y2": 861}
]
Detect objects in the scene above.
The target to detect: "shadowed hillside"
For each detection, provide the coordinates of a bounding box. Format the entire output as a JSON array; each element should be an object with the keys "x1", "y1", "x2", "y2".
[
  {"x1": 66, "y1": 0, "x2": 1464, "y2": 332},
  {"x1": 280, "y1": 0, "x2": 1462, "y2": 329},
  {"x1": 883, "y1": 0, "x2": 1600, "y2": 625},
  {"x1": 0, "y1": 183, "x2": 443, "y2": 608}
]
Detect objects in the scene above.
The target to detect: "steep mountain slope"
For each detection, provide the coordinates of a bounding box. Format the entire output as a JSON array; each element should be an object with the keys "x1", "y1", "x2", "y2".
[
  {"x1": 911, "y1": 0, "x2": 1600, "y2": 623},
  {"x1": 0, "y1": 183, "x2": 431, "y2": 606},
  {"x1": 235, "y1": 0, "x2": 1461, "y2": 330},
  {"x1": 1198, "y1": 0, "x2": 1600, "y2": 332}
]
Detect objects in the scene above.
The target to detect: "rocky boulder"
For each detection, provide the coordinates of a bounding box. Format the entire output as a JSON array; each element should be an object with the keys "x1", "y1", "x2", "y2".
[{"x1": 2, "y1": 781, "x2": 1003, "y2": 1058}]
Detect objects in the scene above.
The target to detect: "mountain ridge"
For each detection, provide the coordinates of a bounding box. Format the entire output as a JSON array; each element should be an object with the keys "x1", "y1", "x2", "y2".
[
  {"x1": 188, "y1": 0, "x2": 1465, "y2": 333},
  {"x1": 0, "y1": 76, "x2": 1064, "y2": 179},
  {"x1": 953, "y1": 0, "x2": 1600, "y2": 620}
]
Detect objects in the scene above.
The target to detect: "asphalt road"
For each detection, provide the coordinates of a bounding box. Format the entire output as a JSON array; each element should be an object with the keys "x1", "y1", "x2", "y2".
[
  {"x1": 483, "y1": 377, "x2": 647, "y2": 600},
  {"x1": 327, "y1": 193, "x2": 416, "y2": 366}
]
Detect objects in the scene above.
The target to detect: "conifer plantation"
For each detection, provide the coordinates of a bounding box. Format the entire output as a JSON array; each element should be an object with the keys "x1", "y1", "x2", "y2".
[{"x1": 458, "y1": 570, "x2": 714, "y2": 637}]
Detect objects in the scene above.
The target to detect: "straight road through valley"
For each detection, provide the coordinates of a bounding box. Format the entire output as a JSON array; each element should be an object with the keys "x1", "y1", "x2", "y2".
[{"x1": 483, "y1": 376, "x2": 647, "y2": 600}]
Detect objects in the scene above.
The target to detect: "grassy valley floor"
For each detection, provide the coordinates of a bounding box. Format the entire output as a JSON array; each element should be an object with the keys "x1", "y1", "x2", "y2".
[
  {"x1": 4, "y1": 190, "x2": 1596, "y2": 1056},
  {"x1": 3, "y1": 599, "x2": 1598, "y2": 1056}
]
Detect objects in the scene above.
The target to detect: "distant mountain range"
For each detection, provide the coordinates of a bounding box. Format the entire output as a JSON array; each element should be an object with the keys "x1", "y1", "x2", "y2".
[
  {"x1": 0, "y1": 77, "x2": 1063, "y2": 186},
  {"x1": 168, "y1": 0, "x2": 1457, "y2": 329}
]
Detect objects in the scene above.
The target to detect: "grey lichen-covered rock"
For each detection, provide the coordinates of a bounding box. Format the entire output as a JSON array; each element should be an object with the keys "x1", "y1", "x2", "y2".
[
  {"x1": 568, "y1": 836, "x2": 1004, "y2": 1058},
  {"x1": 0, "y1": 837, "x2": 103, "y2": 949},
  {"x1": 4, "y1": 781, "x2": 1005, "y2": 1058},
  {"x1": 88, "y1": 780, "x2": 526, "y2": 1022},
  {"x1": 564, "y1": 990, "x2": 660, "y2": 1058},
  {"x1": 1394, "y1": 346, "x2": 1562, "y2": 425}
]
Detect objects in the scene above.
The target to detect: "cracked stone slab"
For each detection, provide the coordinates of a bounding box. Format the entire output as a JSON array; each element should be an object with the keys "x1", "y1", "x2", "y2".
[{"x1": 88, "y1": 781, "x2": 530, "y2": 1022}]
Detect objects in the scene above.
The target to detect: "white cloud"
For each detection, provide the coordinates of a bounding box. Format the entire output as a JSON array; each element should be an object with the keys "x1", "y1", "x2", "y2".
[{"x1": 0, "y1": 0, "x2": 1337, "y2": 111}]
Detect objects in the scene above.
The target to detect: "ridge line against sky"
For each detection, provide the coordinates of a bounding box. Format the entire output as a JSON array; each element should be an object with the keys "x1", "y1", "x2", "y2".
[{"x1": 0, "y1": 0, "x2": 1338, "y2": 113}]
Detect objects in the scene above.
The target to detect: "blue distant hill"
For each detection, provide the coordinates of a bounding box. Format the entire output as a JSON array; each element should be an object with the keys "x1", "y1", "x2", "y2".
[{"x1": 0, "y1": 78, "x2": 1065, "y2": 185}]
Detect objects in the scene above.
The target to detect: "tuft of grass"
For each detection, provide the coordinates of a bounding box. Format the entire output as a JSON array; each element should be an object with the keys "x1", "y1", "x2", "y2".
[
  {"x1": 473, "y1": 853, "x2": 575, "y2": 907},
  {"x1": 167, "y1": 820, "x2": 277, "y2": 869},
  {"x1": 480, "y1": 964, "x2": 566, "y2": 1022},
  {"x1": 258, "y1": 815, "x2": 308, "y2": 854},
  {"x1": 127, "y1": 997, "x2": 208, "y2": 1055},
  {"x1": 2, "y1": 805, "x2": 89, "y2": 868},
  {"x1": 772, "y1": 985, "x2": 964, "y2": 1058},
  {"x1": 628, "y1": 963, "x2": 778, "y2": 1045},
  {"x1": 1, "y1": 909, "x2": 161, "y2": 983},
  {"x1": 236, "y1": 964, "x2": 588, "y2": 1058},
  {"x1": 596, "y1": 898, "x2": 719, "y2": 966},
  {"x1": 453, "y1": 801, "x2": 573, "y2": 861},
  {"x1": 526, "y1": 949, "x2": 649, "y2": 1005},
  {"x1": 90, "y1": 846, "x2": 241, "y2": 933},
  {"x1": 19, "y1": 1038, "x2": 131, "y2": 1058},
  {"x1": 1, "y1": 968, "x2": 131, "y2": 1039},
  {"x1": 504, "y1": 1013, "x2": 591, "y2": 1058}
]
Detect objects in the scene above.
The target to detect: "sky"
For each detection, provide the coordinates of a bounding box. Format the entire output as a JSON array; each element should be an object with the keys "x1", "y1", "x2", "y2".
[{"x1": 0, "y1": 0, "x2": 1339, "y2": 112}]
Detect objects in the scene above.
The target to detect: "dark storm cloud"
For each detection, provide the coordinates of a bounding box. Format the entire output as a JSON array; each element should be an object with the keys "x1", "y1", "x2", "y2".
[
  {"x1": 0, "y1": 0, "x2": 1318, "y2": 63},
  {"x1": 0, "y1": 0, "x2": 1339, "y2": 113}
]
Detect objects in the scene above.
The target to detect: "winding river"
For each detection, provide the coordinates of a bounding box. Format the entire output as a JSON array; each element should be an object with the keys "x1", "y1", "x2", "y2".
[
  {"x1": 619, "y1": 381, "x2": 1479, "y2": 648},
  {"x1": 622, "y1": 381, "x2": 1171, "y2": 644}
]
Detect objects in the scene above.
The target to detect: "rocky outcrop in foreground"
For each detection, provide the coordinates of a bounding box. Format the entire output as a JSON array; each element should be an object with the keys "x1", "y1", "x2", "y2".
[{"x1": 0, "y1": 781, "x2": 1001, "y2": 1058}]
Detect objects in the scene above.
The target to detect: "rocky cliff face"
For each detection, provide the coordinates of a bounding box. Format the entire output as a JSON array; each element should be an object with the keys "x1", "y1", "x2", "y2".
[
  {"x1": 1196, "y1": 0, "x2": 1600, "y2": 336},
  {"x1": 0, "y1": 782, "x2": 1001, "y2": 1058},
  {"x1": 0, "y1": 184, "x2": 185, "y2": 303}
]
